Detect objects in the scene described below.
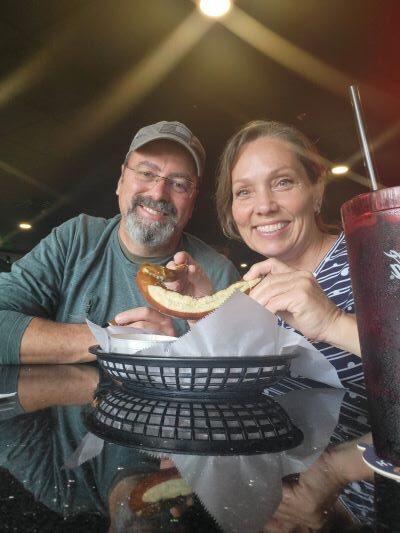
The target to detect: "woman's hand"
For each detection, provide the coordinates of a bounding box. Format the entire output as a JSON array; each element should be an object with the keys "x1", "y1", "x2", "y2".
[
  {"x1": 264, "y1": 436, "x2": 374, "y2": 532},
  {"x1": 243, "y1": 258, "x2": 341, "y2": 341},
  {"x1": 263, "y1": 453, "x2": 346, "y2": 532},
  {"x1": 165, "y1": 251, "x2": 214, "y2": 298},
  {"x1": 113, "y1": 307, "x2": 177, "y2": 336},
  {"x1": 243, "y1": 258, "x2": 360, "y2": 355}
]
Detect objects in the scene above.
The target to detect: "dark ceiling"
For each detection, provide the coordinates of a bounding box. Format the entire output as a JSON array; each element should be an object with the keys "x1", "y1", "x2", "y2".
[{"x1": 1, "y1": 0, "x2": 399, "y2": 268}]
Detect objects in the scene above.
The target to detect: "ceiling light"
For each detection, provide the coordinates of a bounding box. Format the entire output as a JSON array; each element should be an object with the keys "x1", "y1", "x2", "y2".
[
  {"x1": 331, "y1": 165, "x2": 349, "y2": 175},
  {"x1": 198, "y1": 0, "x2": 232, "y2": 18},
  {"x1": 240, "y1": 263, "x2": 248, "y2": 269},
  {"x1": 19, "y1": 222, "x2": 32, "y2": 230}
]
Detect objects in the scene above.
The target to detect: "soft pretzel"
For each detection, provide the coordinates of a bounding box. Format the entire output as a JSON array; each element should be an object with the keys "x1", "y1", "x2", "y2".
[
  {"x1": 129, "y1": 468, "x2": 191, "y2": 517},
  {"x1": 137, "y1": 263, "x2": 261, "y2": 320}
]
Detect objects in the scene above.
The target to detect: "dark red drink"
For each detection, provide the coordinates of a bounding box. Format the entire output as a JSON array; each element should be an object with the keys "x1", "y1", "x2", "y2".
[{"x1": 342, "y1": 186, "x2": 400, "y2": 465}]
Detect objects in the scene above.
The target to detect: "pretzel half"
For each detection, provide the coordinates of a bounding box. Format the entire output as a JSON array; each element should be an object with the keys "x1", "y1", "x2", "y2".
[
  {"x1": 137, "y1": 263, "x2": 261, "y2": 320},
  {"x1": 129, "y1": 468, "x2": 191, "y2": 517}
]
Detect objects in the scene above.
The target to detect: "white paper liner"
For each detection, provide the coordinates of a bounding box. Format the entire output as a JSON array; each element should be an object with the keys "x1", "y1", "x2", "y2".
[
  {"x1": 172, "y1": 453, "x2": 282, "y2": 532},
  {"x1": 170, "y1": 388, "x2": 345, "y2": 533},
  {"x1": 89, "y1": 292, "x2": 343, "y2": 388}
]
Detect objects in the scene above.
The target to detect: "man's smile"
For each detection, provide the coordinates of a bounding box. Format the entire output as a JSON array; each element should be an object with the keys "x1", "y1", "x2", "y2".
[
  {"x1": 139, "y1": 203, "x2": 167, "y2": 219},
  {"x1": 129, "y1": 195, "x2": 177, "y2": 223}
]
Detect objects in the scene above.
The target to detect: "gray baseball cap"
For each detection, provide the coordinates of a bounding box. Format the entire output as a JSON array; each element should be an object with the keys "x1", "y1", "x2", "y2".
[{"x1": 128, "y1": 120, "x2": 206, "y2": 177}]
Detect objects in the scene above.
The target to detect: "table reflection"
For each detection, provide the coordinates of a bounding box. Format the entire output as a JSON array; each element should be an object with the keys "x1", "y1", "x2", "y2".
[{"x1": 0, "y1": 364, "x2": 387, "y2": 532}]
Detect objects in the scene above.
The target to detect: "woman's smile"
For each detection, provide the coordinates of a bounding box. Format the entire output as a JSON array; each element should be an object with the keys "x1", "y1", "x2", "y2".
[
  {"x1": 231, "y1": 136, "x2": 323, "y2": 268},
  {"x1": 255, "y1": 221, "x2": 289, "y2": 235}
]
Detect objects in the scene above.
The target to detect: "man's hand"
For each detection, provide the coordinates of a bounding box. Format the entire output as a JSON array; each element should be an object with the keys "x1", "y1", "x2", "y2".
[
  {"x1": 114, "y1": 251, "x2": 215, "y2": 335},
  {"x1": 113, "y1": 306, "x2": 177, "y2": 336},
  {"x1": 165, "y1": 251, "x2": 214, "y2": 298}
]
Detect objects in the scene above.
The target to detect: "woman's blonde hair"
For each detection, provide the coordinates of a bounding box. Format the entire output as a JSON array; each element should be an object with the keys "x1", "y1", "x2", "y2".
[{"x1": 216, "y1": 120, "x2": 329, "y2": 240}]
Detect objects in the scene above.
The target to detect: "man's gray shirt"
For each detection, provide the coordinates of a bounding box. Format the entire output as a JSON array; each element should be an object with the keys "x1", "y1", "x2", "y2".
[{"x1": 0, "y1": 214, "x2": 240, "y2": 364}]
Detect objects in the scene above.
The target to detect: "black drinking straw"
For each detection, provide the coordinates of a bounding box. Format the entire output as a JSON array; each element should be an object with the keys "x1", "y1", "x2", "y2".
[{"x1": 349, "y1": 85, "x2": 379, "y2": 191}]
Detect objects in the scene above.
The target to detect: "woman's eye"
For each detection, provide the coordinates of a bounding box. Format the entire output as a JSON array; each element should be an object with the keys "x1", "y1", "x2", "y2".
[
  {"x1": 274, "y1": 178, "x2": 294, "y2": 190},
  {"x1": 234, "y1": 188, "x2": 250, "y2": 198}
]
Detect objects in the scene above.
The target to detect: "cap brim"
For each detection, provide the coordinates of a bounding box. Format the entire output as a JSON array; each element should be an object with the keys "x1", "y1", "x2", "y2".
[{"x1": 131, "y1": 134, "x2": 202, "y2": 176}]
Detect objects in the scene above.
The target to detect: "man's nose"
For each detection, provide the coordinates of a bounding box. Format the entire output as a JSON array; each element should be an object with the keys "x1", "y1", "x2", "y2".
[{"x1": 149, "y1": 176, "x2": 171, "y2": 198}]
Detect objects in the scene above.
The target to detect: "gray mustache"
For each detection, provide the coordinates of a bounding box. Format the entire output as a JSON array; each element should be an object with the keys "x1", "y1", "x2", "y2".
[{"x1": 129, "y1": 195, "x2": 177, "y2": 217}]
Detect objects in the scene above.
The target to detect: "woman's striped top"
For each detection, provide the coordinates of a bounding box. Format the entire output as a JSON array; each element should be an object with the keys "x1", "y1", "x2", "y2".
[{"x1": 267, "y1": 232, "x2": 374, "y2": 525}]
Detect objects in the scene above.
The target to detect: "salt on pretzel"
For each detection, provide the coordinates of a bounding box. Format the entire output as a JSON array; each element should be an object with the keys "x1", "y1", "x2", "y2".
[{"x1": 137, "y1": 263, "x2": 261, "y2": 320}]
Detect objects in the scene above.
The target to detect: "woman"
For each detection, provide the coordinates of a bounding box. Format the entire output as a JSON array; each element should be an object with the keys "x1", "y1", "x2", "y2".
[
  {"x1": 166, "y1": 121, "x2": 373, "y2": 526},
  {"x1": 215, "y1": 120, "x2": 363, "y2": 381},
  {"x1": 215, "y1": 120, "x2": 374, "y2": 526}
]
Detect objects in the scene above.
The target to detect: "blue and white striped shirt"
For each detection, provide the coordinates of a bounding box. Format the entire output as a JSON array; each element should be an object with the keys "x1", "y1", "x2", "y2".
[
  {"x1": 268, "y1": 232, "x2": 374, "y2": 525},
  {"x1": 312, "y1": 232, "x2": 364, "y2": 387}
]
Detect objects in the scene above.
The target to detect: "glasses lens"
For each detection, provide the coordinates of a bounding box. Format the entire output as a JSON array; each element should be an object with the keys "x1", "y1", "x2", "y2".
[
  {"x1": 136, "y1": 170, "x2": 156, "y2": 182},
  {"x1": 129, "y1": 167, "x2": 194, "y2": 195},
  {"x1": 170, "y1": 178, "x2": 193, "y2": 195}
]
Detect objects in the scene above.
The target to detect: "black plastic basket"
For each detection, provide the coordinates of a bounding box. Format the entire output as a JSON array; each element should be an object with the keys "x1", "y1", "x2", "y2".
[
  {"x1": 84, "y1": 387, "x2": 303, "y2": 455},
  {"x1": 90, "y1": 346, "x2": 297, "y2": 399}
]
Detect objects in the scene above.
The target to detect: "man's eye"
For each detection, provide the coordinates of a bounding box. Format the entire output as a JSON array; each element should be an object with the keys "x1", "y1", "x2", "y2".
[
  {"x1": 172, "y1": 179, "x2": 189, "y2": 192},
  {"x1": 141, "y1": 171, "x2": 156, "y2": 179}
]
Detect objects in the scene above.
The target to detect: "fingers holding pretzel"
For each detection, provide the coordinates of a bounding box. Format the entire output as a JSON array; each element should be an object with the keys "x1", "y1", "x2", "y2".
[
  {"x1": 165, "y1": 251, "x2": 215, "y2": 298},
  {"x1": 137, "y1": 255, "x2": 260, "y2": 321},
  {"x1": 244, "y1": 258, "x2": 343, "y2": 343}
]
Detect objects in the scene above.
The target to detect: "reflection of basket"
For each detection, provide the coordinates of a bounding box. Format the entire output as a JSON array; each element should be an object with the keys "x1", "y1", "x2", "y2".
[
  {"x1": 85, "y1": 387, "x2": 303, "y2": 455},
  {"x1": 90, "y1": 346, "x2": 297, "y2": 399}
]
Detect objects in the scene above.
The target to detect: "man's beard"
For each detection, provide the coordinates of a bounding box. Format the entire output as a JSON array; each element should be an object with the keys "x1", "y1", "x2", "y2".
[{"x1": 124, "y1": 195, "x2": 178, "y2": 247}]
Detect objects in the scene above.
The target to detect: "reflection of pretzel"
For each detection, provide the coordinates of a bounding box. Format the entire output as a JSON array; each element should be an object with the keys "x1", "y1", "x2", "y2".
[
  {"x1": 129, "y1": 468, "x2": 192, "y2": 517},
  {"x1": 137, "y1": 263, "x2": 261, "y2": 320}
]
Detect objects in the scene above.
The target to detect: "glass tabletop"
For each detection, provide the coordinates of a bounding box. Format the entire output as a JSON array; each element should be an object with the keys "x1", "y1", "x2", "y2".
[{"x1": 0, "y1": 363, "x2": 398, "y2": 532}]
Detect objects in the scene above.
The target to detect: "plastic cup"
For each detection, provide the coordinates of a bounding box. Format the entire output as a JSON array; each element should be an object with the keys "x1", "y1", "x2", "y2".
[{"x1": 341, "y1": 185, "x2": 400, "y2": 465}]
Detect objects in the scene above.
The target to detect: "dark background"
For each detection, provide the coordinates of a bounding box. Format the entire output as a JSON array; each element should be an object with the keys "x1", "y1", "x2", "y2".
[{"x1": 0, "y1": 0, "x2": 399, "y2": 269}]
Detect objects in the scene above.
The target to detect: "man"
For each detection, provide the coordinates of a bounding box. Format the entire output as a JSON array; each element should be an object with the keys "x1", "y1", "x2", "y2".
[{"x1": 0, "y1": 121, "x2": 239, "y2": 364}]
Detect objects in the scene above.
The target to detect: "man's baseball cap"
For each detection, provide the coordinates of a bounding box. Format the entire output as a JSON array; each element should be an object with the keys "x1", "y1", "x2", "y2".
[{"x1": 128, "y1": 121, "x2": 206, "y2": 177}]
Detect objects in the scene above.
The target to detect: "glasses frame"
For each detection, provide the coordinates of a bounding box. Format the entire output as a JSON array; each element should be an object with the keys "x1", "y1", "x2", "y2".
[{"x1": 124, "y1": 164, "x2": 197, "y2": 198}]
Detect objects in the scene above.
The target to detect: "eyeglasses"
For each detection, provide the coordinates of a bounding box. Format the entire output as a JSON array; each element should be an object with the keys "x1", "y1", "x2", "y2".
[{"x1": 124, "y1": 165, "x2": 196, "y2": 197}]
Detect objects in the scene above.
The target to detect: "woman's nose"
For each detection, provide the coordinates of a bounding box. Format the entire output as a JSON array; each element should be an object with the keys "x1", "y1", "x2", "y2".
[{"x1": 254, "y1": 189, "x2": 279, "y2": 213}]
